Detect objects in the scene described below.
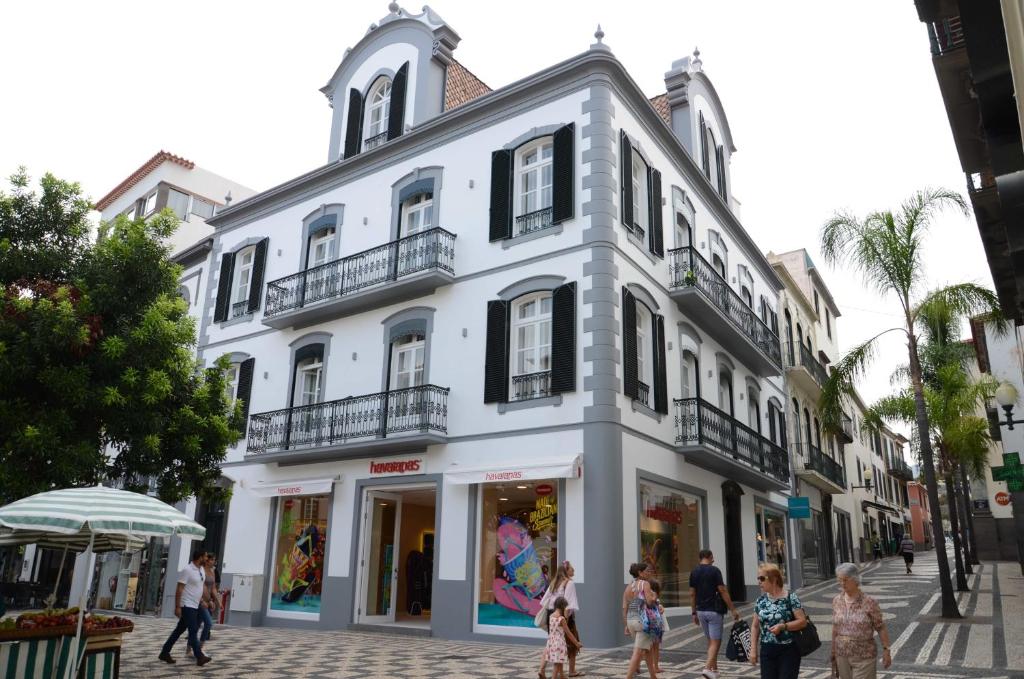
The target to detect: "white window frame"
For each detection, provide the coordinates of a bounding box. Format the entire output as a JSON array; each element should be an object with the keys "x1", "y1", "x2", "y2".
[
  {"x1": 513, "y1": 139, "x2": 554, "y2": 236},
  {"x1": 401, "y1": 192, "x2": 434, "y2": 237},
  {"x1": 390, "y1": 334, "x2": 425, "y2": 390},
  {"x1": 631, "y1": 154, "x2": 649, "y2": 237},
  {"x1": 143, "y1": 191, "x2": 157, "y2": 216},
  {"x1": 166, "y1": 187, "x2": 191, "y2": 221},
  {"x1": 364, "y1": 77, "x2": 392, "y2": 144},
  {"x1": 309, "y1": 228, "x2": 336, "y2": 268},
  {"x1": 191, "y1": 196, "x2": 215, "y2": 220},
  {"x1": 510, "y1": 292, "x2": 553, "y2": 400},
  {"x1": 295, "y1": 357, "x2": 323, "y2": 407},
  {"x1": 718, "y1": 369, "x2": 733, "y2": 414},
  {"x1": 681, "y1": 350, "x2": 698, "y2": 399},
  {"x1": 636, "y1": 303, "x2": 654, "y2": 403},
  {"x1": 233, "y1": 246, "x2": 255, "y2": 309},
  {"x1": 224, "y1": 363, "x2": 239, "y2": 405}
]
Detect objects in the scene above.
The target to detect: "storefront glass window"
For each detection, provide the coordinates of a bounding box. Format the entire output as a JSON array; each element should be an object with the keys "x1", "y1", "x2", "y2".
[
  {"x1": 638, "y1": 482, "x2": 702, "y2": 608},
  {"x1": 477, "y1": 481, "x2": 558, "y2": 628},
  {"x1": 270, "y1": 494, "x2": 329, "y2": 615},
  {"x1": 755, "y1": 506, "x2": 787, "y2": 580}
]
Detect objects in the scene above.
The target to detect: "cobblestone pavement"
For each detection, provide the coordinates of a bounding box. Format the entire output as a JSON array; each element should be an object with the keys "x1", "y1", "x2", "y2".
[{"x1": 116, "y1": 551, "x2": 1021, "y2": 678}]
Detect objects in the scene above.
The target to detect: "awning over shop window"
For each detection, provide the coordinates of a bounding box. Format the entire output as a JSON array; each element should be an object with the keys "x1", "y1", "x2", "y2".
[
  {"x1": 443, "y1": 455, "x2": 582, "y2": 485},
  {"x1": 861, "y1": 500, "x2": 900, "y2": 516},
  {"x1": 245, "y1": 476, "x2": 340, "y2": 497}
]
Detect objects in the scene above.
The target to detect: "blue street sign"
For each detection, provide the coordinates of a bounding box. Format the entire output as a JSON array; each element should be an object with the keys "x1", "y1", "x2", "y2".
[{"x1": 788, "y1": 496, "x2": 811, "y2": 519}]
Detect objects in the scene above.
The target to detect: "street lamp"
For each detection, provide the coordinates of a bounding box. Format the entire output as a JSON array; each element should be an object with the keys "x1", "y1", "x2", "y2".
[
  {"x1": 851, "y1": 467, "x2": 873, "y2": 491},
  {"x1": 995, "y1": 382, "x2": 1024, "y2": 429}
]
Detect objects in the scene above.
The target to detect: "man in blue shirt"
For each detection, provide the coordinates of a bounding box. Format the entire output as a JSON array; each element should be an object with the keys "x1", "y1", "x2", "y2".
[{"x1": 689, "y1": 549, "x2": 740, "y2": 679}]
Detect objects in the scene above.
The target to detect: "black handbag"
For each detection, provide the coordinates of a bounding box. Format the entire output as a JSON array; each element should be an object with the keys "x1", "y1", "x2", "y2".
[
  {"x1": 725, "y1": 619, "x2": 750, "y2": 662},
  {"x1": 786, "y1": 593, "x2": 821, "y2": 657}
]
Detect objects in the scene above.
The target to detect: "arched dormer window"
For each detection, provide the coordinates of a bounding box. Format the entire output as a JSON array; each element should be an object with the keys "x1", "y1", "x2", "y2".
[
  {"x1": 699, "y1": 112, "x2": 728, "y2": 200},
  {"x1": 364, "y1": 77, "x2": 392, "y2": 150}
]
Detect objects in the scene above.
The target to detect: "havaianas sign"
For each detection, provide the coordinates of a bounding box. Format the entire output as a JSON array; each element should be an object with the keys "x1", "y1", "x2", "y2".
[{"x1": 369, "y1": 458, "x2": 423, "y2": 476}]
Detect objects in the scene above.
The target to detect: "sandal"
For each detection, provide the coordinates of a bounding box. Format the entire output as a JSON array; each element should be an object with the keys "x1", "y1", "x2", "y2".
[{"x1": 567, "y1": 673, "x2": 586, "y2": 677}]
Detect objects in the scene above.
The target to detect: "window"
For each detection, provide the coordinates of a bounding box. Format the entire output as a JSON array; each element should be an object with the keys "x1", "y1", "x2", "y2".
[
  {"x1": 191, "y1": 196, "x2": 215, "y2": 220},
  {"x1": 167, "y1": 188, "x2": 190, "y2": 220},
  {"x1": 638, "y1": 481, "x2": 702, "y2": 608},
  {"x1": 704, "y1": 127, "x2": 718, "y2": 183},
  {"x1": 143, "y1": 192, "x2": 157, "y2": 216},
  {"x1": 681, "y1": 351, "x2": 698, "y2": 398},
  {"x1": 636, "y1": 303, "x2": 653, "y2": 405},
  {"x1": 269, "y1": 493, "x2": 328, "y2": 617},
  {"x1": 814, "y1": 290, "x2": 820, "y2": 314},
  {"x1": 718, "y1": 369, "x2": 733, "y2": 415},
  {"x1": 674, "y1": 212, "x2": 692, "y2": 249},
  {"x1": 712, "y1": 254, "x2": 726, "y2": 279},
  {"x1": 477, "y1": 480, "x2": 558, "y2": 628},
  {"x1": 295, "y1": 356, "x2": 323, "y2": 406},
  {"x1": 510, "y1": 293, "x2": 552, "y2": 400},
  {"x1": 402, "y1": 192, "x2": 434, "y2": 237},
  {"x1": 232, "y1": 246, "x2": 255, "y2": 317},
  {"x1": 364, "y1": 77, "x2": 392, "y2": 147},
  {"x1": 747, "y1": 388, "x2": 761, "y2": 433},
  {"x1": 631, "y1": 154, "x2": 649, "y2": 239},
  {"x1": 122, "y1": 204, "x2": 137, "y2": 221},
  {"x1": 309, "y1": 228, "x2": 336, "y2": 268},
  {"x1": 741, "y1": 286, "x2": 753, "y2": 308},
  {"x1": 826, "y1": 308, "x2": 832, "y2": 338},
  {"x1": 390, "y1": 334, "x2": 425, "y2": 389},
  {"x1": 224, "y1": 363, "x2": 239, "y2": 404},
  {"x1": 515, "y1": 140, "x2": 553, "y2": 235}
]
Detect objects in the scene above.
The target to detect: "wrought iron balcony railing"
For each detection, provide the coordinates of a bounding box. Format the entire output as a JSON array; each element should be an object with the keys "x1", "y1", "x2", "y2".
[
  {"x1": 927, "y1": 16, "x2": 965, "y2": 56},
  {"x1": 674, "y1": 397, "x2": 790, "y2": 485},
  {"x1": 231, "y1": 300, "x2": 250, "y2": 319},
  {"x1": 514, "y1": 207, "x2": 554, "y2": 237},
  {"x1": 799, "y1": 443, "x2": 846, "y2": 489},
  {"x1": 511, "y1": 370, "x2": 551, "y2": 402},
  {"x1": 668, "y1": 247, "x2": 782, "y2": 368},
  {"x1": 247, "y1": 384, "x2": 449, "y2": 455},
  {"x1": 783, "y1": 341, "x2": 829, "y2": 387},
  {"x1": 637, "y1": 380, "x2": 651, "y2": 407},
  {"x1": 363, "y1": 131, "x2": 389, "y2": 151},
  {"x1": 264, "y1": 227, "x2": 456, "y2": 318}
]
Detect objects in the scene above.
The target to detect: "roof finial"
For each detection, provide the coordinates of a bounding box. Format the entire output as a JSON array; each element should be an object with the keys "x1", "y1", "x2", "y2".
[
  {"x1": 691, "y1": 46, "x2": 703, "y2": 72},
  {"x1": 224, "y1": 191, "x2": 233, "y2": 207},
  {"x1": 594, "y1": 24, "x2": 604, "y2": 44},
  {"x1": 388, "y1": 1, "x2": 400, "y2": 13}
]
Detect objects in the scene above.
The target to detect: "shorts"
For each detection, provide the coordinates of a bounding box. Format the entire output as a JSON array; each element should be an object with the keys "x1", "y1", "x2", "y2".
[
  {"x1": 903, "y1": 553, "x2": 914, "y2": 563},
  {"x1": 697, "y1": 610, "x2": 724, "y2": 640},
  {"x1": 633, "y1": 630, "x2": 653, "y2": 650}
]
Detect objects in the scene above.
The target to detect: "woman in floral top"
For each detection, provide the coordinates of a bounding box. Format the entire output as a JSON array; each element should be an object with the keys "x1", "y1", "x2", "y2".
[
  {"x1": 749, "y1": 563, "x2": 807, "y2": 679},
  {"x1": 831, "y1": 563, "x2": 892, "y2": 679}
]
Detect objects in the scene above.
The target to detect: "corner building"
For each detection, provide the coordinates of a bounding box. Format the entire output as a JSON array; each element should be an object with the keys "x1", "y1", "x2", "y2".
[{"x1": 199, "y1": 6, "x2": 793, "y2": 647}]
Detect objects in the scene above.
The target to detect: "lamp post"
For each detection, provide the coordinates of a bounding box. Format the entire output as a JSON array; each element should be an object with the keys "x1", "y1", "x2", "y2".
[
  {"x1": 992, "y1": 382, "x2": 1024, "y2": 574},
  {"x1": 851, "y1": 467, "x2": 873, "y2": 491}
]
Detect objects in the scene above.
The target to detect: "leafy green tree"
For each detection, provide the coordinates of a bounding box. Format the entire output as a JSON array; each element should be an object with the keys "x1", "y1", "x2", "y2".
[
  {"x1": 819, "y1": 188, "x2": 1002, "y2": 619},
  {"x1": 0, "y1": 169, "x2": 241, "y2": 505}
]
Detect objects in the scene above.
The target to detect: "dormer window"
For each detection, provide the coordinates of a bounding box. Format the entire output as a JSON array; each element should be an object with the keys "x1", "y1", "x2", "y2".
[
  {"x1": 515, "y1": 139, "x2": 553, "y2": 235},
  {"x1": 364, "y1": 77, "x2": 392, "y2": 150},
  {"x1": 699, "y1": 113, "x2": 728, "y2": 200}
]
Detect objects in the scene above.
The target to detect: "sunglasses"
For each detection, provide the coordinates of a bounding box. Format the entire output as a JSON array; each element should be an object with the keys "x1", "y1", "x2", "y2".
[{"x1": 757, "y1": 576, "x2": 768, "y2": 582}]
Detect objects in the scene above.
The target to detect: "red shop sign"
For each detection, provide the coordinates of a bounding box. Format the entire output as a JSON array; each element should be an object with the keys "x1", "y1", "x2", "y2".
[
  {"x1": 369, "y1": 458, "x2": 423, "y2": 475},
  {"x1": 536, "y1": 484, "x2": 554, "y2": 496},
  {"x1": 995, "y1": 491, "x2": 1011, "y2": 506}
]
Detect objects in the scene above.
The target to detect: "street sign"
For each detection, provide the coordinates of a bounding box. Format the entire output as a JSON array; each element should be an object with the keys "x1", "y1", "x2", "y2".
[
  {"x1": 995, "y1": 491, "x2": 1011, "y2": 506},
  {"x1": 788, "y1": 496, "x2": 811, "y2": 519},
  {"x1": 991, "y1": 452, "x2": 1024, "y2": 493}
]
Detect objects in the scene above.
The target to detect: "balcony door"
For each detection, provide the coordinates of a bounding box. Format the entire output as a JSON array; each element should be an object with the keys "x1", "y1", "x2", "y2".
[
  {"x1": 398, "y1": 193, "x2": 433, "y2": 275},
  {"x1": 718, "y1": 369, "x2": 733, "y2": 416},
  {"x1": 675, "y1": 212, "x2": 692, "y2": 249},
  {"x1": 292, "y1": 356, "x2": 324, "y2": 446},
  {"x1": 387, "y1": 334, "x2": 426, "y2": 432},
  {"x1": 306, "y1": 228, "x2": 338, "y2": 302}
]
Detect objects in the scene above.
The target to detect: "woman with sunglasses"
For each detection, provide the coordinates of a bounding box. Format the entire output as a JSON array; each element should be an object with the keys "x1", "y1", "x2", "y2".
[{"x1": 749, "y1": 563, "x2": 807, "y2": 679}]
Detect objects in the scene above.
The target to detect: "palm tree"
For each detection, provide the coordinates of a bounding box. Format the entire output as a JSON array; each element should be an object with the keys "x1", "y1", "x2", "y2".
[{"x1": 819, "y1": 188, "x2": 1002, "y2": 619}]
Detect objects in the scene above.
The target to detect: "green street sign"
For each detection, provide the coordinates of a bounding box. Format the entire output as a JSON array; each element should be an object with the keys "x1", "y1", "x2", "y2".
[
  {"x1": 1005, "y1": 452, "x2": 1021, "y2": 466},
  {"x1": 992, "y1": 452, "x2": 1024, "y2": 492}
]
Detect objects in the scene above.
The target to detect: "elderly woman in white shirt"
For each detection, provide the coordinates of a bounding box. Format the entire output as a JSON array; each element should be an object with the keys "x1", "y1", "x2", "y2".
[{"x1": 539, "y1": 561, "x2": 583, "y2": 678}]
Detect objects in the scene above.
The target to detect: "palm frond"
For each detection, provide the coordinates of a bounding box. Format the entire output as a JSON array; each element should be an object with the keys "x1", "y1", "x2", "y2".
[
  {"x1": 818, "y1": 328, "x2": 905, "y2": 430},
  {"x1": 863, "y1": 393, "x2": 916, "y2": 430},
  {"x1": 914, "y1": 282, "x2": 1002, "y2": 329}
]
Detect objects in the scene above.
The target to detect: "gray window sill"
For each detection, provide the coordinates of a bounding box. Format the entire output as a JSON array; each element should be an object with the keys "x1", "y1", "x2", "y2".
[
  {"x1": 498, "y1": 394, "x2": 563, "y2": 413},
  {"x1": 501, "y1": 223, "x2": 564, "y2": 249},
  {"x1": 631, "y1": 399, "x2": 663, "y2": 422},
  {"x1": 625, "y1": 228, "x2": 659, "y2": 264},
  {"x1": 221, "y1": 312, "x2": 255, "y2": 328}
]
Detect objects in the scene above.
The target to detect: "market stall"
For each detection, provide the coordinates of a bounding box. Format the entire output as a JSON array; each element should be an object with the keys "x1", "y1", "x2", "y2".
[{"x1": 0, "y1": 610, "x2": 133, "y2": 678}]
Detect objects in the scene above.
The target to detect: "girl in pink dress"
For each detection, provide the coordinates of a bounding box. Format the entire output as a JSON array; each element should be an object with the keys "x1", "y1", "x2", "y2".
[{"x1": 540, "y1": 597, "x2": 581, "y2": 679}]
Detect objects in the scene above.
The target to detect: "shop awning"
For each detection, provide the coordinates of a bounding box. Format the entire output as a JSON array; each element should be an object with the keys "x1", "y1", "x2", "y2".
[
  {"x1": 245, "y1": 476, "x2": 340, "y2": 498},
  {"x1": 861, "y1": 500, "x2": 900, "y2": 516},
  {"x1": 443, "y1": 455, "x2": 582, "y2": 485}
]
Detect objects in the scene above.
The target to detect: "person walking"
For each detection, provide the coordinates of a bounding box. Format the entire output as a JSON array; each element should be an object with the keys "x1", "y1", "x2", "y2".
[
  {"x1": 830, "y1": 563, "x2": 892, "y2": 679},
  {"x1": 622, "y1": 562, "x2": 656, "y2": 679},
  {"x1": 688, "y1": 549, "x2": 741, "y2": 679},
  {"x1": 195, "y1": 554, "x2": 221, "y2": 655},
  {"x1": 871, "y1": 535, "x2": 882, "y2": 562},
  {"x1": 899, "y1": 534, "x2": 915, "y2": 575},
  {"x1": 749, "y1": 563, "x2": 807, "y2": 679},
  {"x1": 158, "y1": 549, "x2": 211, "y2": 666},
  {"x1": 538, "y1": 561, "x2": 583, "y2": 678}
]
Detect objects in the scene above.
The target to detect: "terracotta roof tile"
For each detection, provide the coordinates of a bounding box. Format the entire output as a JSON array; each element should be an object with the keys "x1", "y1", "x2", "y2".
[
  {"x1": 95, "y1": 151, "x2": 195, "y2": 211},
  {"x1": 444, "y1": 59, "x2": 492, "y2": 111},
  {"x1": 649, "y1": 94, "x2": 670, "y2": 125}
]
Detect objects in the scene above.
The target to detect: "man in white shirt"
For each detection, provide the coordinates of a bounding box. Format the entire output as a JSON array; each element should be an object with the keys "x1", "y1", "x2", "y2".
[{"x1": 158, "y1": 548, "x2": 212, "y2": 666}]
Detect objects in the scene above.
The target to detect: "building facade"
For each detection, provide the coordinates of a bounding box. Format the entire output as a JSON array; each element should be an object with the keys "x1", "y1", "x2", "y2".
[{"x1": 180, "y1": 6, "x2": 797, "y2": 647}]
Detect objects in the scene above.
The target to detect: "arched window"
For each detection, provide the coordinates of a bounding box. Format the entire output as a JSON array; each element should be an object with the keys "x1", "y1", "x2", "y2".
[
  {"x1": 741, "y1": 285, "x2": 753, "y2": 308},
  {"x1": 718, "y1": 368, "x2": 733, "y2": 415},
  {"x1": 784, "y1": 309, "x2": 794, "y2": 365},
  {"x1": 814, "y1": 417, "x2": 822, "y2": 449},
  {"x1": 791, "y1": 398, "x2": 801, "y2": 447},
  {"x1": 635, "y1": 302, "x2": 654, "y2": 404},
  {"x1": 309, "y1": 227, "x2": 336, "y2": 268},
  {"x1": 675, "y1": 211, "x2": 692, "y2": 249},
  {"x1": 232, "y1": 245, "x2": 256, "y2": 318},
  {"x1": 510, "y1": 292, "x2": 553, "y2": 400},
  {"x1": 747, "y1": 386, "x2": 761, "y2": 433},
  {"x1": 803, "y1": 408, "x2": 813, "y2": 454},
  {"x1": 712, "y1": 253, "x2": 726, "y2": 279},
  {"x1": 390, "y1": 333, "x2": 425, "y2": 389},
  {"x1": 681, "y1": 350, "x2": 699, "y2": 399},
  {"x1": 295, "y1": 356, "x2": 323, "y2": 407},
  {"x1": 631, "y1": 153, "x2": 650, "y2": 239},
  {"x1": 705, "y1": 127, "x2": 718, "y2": 183},
  {"x1": 514, "y1": 138, "x2": 554, "y2": 234},
  {"x1": 364, "y1": 77, "x2": 392, "y2": 148}
]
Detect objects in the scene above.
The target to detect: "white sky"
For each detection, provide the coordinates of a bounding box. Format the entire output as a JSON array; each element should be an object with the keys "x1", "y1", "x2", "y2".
[{"x1": 0, "y1": 1, "x2": 994, "y2": 435}]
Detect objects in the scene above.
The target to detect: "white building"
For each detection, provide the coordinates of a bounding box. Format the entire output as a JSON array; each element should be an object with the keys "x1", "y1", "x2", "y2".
[{"x1": 186, "y1": 6, "x2": 795, "y2": 646}]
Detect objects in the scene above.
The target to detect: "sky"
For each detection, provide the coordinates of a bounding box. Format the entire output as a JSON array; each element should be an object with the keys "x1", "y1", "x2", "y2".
[{"x1": 0, "y1": 0, "x2": 994, "y2": 435}]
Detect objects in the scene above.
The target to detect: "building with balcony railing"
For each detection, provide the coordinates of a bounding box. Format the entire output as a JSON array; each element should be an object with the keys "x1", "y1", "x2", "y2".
[{"x1": 185, "y1": 6, "x2": 795, "y2": 646}]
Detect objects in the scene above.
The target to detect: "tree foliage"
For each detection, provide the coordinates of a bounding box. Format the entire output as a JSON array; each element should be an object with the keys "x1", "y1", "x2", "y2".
[{"x1": 0, "y1": 169, "x2": 241, "y2": 505}]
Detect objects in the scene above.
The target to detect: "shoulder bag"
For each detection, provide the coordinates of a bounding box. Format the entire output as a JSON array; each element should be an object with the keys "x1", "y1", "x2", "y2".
[{"x1": 786, "y1": 593, "x2": 820, "y2": 657}]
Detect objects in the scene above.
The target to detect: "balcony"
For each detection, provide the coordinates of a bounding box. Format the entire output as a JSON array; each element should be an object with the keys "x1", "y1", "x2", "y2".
[
  {"x1": 668, "y1": 247, "x2": 782, "y2": 376},
  {"x1": 888, "y1": 456, "x2": 914, "y2": 482},
  {"x1": 363, "y1": 131, "x2": 389, "y2": 151},
  {"x1": 514, "y1": 207, "x2": 554, "y2": 237},
  {"x1": 927, "y1": 16, "x2": 965, "y2": 56},
  {"x1": 837, "y1": 414, "x2": 855, "y2": 444},
  {"x1": 263, "y1": 228, "x2": 456, "y2": 329},
  {"x1": 510, "y1": 371, "x2": 551, "y2": 402},
  {"x1": 246, "y1": 384, "x2": 449, "y2": 464},
  {"x1": 674, "y1": 397, "x2": 790, "y2": 492},
  {"x1": 795, "y1": 443, "x2": 846, "y2": 494},
  {"x1": 782, "y1": 341, "x2": 829, "y2": 393}
]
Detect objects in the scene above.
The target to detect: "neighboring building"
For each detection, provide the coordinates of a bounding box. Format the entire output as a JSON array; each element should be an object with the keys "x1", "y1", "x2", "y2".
[
  {"x1": 186, "y1": 5, "x2": 793, "y2": 647},
  {"x1": 907, "y1": 481, "x2": 934, "y2": 548},
  {"x1": 913, "y1": 1, "x2": 1024, "y2": 323}
]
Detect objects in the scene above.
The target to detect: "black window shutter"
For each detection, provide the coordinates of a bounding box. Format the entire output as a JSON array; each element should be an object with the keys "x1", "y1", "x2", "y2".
[
  {"x1": 619, "y1": 130, "x2": 633, "y2": 231},
  {"x1": 551, "y1": 123, "x2": 575, "y2": 224},
  {"x1": 700, "y1": 113, "x2": 710, "y2": 178},
  {"x1": 387, "y1": 62, "x2": 409, "y2": 141},
  {"x1": 237, "y1": 358, "x2": 255, "y2": 422},
  {"x1": 213, "y1": 252, "x2": 234, "y2": 322},
  {"x1": 653, "y1": 314, "x2": 668, "y2": 414},
  {"x1": 549, "y1": 282, "x2": 576, "y2": 394},
  {"x1": 622, "y1": 287, "x2": 638, "y2": 400},
  {"x1": 649, "y1": 167, "x2": 663, "y2": 257},
  {"x1": 343, "y1": 88, "x2": 364, "y2": 159},
  {"x1": 247, "y1": 238, "x2": 269, "y2": 313},
  {"x1": 484, "y1": 300, "x2": 511, "y2": 403},
  {"x1": 718, "y1": 145, "x2": 728, "y2": 198},
  {"x1": 489, "y1": 150, "x2": 513, "y2": 241}
]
